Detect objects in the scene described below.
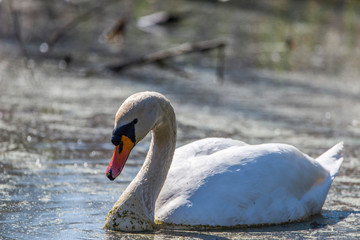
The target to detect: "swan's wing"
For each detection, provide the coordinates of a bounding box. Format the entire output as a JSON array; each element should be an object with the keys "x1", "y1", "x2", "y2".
[
  {"x1": 174, "y1": 137, "x2": 248, "y2": 159},
  {"x1": 155, "y1": 143, "x2": 330, "y2": 226}
]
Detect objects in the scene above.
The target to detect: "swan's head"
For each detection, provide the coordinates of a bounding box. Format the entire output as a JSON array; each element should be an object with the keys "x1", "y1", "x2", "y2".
[{"x1": 106, "y1": 92, "x2": 167, "y2": 181}]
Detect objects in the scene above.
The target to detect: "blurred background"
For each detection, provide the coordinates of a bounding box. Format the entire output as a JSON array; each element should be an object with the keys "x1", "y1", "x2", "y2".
[
  {"x1": 1, "y1": 0, "x2": 360, "y2": 239},
  {"x1": 2, "y1": 0, "x2": 360, "y2": 74}
]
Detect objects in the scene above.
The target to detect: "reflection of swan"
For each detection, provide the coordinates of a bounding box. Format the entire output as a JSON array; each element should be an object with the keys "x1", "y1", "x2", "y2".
[{"x1": 104, "y1": 91, "x2": 343, "y2": 232}]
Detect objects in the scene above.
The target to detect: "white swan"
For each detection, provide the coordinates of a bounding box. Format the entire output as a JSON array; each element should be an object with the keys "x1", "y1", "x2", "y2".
[{"x1": 104, "y1": 91, "x2": 343, "y2": 232}]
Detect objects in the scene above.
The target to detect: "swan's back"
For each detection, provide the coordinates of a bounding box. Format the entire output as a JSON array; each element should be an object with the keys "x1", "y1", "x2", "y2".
[{"x1": 155, "y1": 138, "x2": 342, "y2": 227}]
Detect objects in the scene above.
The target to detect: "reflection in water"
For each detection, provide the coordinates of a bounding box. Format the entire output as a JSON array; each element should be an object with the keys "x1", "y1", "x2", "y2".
[{"x1": 1, "y1": 0, "x2": 360, "y2": 239}]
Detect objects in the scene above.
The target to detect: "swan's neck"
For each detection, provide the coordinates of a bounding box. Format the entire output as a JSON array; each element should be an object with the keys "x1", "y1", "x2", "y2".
[
  {"x1": 135, "y1": 123, "x2": 177, "y2": 215},
  {"x1": 105, "y1": 107, "x2": 176, "y2": 231}
]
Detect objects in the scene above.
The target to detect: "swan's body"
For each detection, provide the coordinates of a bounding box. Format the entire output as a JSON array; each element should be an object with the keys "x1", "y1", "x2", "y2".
[{"x1": 104, "y1": 91, "x2": 343, "y2": 232}]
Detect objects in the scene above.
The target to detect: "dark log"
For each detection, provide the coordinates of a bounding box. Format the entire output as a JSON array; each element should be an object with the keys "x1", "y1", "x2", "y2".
[{"x1": 106, "y1": 39, "x2": 226, "y2": 81}]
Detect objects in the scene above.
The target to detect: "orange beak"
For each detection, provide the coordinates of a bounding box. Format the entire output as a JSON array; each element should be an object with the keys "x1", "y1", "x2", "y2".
[{"x1": 106, "y1": 135, "x2": 134, "y2": 181}]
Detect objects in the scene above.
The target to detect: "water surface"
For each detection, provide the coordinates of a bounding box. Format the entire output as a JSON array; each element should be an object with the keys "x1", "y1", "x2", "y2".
[{"x1": 1, "y1": 0, "x2": 360, "y2": 239}]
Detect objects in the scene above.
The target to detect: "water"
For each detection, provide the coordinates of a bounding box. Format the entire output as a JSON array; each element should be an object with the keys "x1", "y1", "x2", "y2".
[
  {"x1": 1, "y1": 67, "x2": 359, "y2": 239},
  {"x1": 1, "y1": 0, "x2": 360, "y2": 239}
]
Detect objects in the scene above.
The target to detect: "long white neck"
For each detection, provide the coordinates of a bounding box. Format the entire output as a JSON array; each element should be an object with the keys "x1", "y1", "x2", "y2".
[
  {"x1": 105, "y1": 102, "x2": 177, "y2": 231},
  {"x1": 133, "y1": 118, "x2": 177, "y2": 216}
]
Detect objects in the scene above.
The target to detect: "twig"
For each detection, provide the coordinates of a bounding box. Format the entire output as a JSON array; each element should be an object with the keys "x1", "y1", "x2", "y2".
[
  {"x1": 106, "y1": 39, "x2": 227, "y2": 81},
  {"x1": 101, "y1": 16, "x2": 126, "y2": 43},
  {"x1": 216, "y1": 43, "x2": 226, "y2": 83},
  {"x1": 155, "y1": 61, "x2": 191, "y2": 79},
  {"x1": 8, "y1": 1, "x2": 29, "y2": 59},
  {"x1": 8, "y1": 0, "x2": 35, "y2": 81}
]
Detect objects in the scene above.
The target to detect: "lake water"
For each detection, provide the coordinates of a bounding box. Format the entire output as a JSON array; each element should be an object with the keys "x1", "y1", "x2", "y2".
[{"x1": 1, "y1": 0, "x2": 360, "y2": 239}]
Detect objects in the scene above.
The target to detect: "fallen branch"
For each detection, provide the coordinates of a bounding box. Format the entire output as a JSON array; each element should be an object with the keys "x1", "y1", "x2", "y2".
[{"x1": 106, "y1": 39, "x2": 226, "y2": 81}]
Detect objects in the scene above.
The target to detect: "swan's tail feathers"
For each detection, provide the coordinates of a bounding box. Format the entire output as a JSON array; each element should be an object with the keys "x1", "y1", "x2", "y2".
[{"x1": 316, "y1": 142, "x2": 344, "y2": 180}]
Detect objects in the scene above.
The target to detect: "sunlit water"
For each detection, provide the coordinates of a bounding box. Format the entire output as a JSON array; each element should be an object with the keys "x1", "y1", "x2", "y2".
[
  {"x1": 1, "y1": 67, "x2": 360, "y2": 239},
  {"x1": 1, "y1": 0, "x2": 360, "y2": 239}
]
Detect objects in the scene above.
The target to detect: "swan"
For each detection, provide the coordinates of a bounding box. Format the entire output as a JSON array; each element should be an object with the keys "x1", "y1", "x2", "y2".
[{"x1": 104, "y1": 91, "x2": 343, "y2": 232}]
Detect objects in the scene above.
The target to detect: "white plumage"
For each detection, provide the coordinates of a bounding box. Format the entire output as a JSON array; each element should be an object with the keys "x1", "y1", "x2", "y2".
[
  {"x1": 156, "y1": 138, "x2": 343, "y2": 227},
  {"x1": 104, "y1": 91, "x2": 343, "y2": 231}
]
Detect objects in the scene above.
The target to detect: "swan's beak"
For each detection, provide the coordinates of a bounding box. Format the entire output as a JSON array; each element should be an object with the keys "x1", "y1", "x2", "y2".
[{"x1": 106, "y1": 135, "x2": 134, "y2": 181}]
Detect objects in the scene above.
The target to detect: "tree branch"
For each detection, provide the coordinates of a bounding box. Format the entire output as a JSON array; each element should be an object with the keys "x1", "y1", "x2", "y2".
[{"x1": 106, "y1": 39, "x2": 227, "y2": 81}]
